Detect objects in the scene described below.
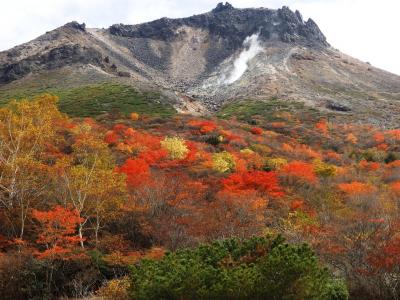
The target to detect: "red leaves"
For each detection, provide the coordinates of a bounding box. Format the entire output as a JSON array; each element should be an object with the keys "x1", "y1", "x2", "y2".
[
  {"x1": 390, "y1": 181, "x2": 400, "y2": 196},
  {"x1": 386, "y1": 129, "x2": 400, "y2": 140},
  {"x1": 359, "y1": 160, "x2": 380, "y2": 172},
  {"x1": 373, "y1": 132, "x2": 385, "y2": 144},
  {"x1": 290, "y1": 199, "x2": 305, "y2": 211},
  {"x1": 182, "y1": 141, "x2": 198, "y2": 163},
  {"x1": 222, "y1": 171, "x2": 284, "y2": 198},
  {"x1": 337, "y1": 181, "x2": 376, "y2": 195},
  {"x1": 139, "y1": 150, "x2": 168, "y2": 165},
  {"x1": 200, "y1": 124, "x2": 217, "y2": 134},
  {"x1": 219, "y1": 129, "x2": 241, "y2": 142},
  {"x1": 387, "y1": 160, "x2": 400, "y2": 168},
  {"x1": 124, "y1": 127, "x2": 136, "y2": 137},
  {"x1": 32, "y1": 206, "x2": 84, "y2": 260},
  {"x1": 188, "y1": 120, "x2": 217, "y2": 134},
  {"x1": 118, "y1": 159, "x2": 150, "y2": 187},
  {"x1": 250, "y1": 127, "x2": 263, "y2": 135},
  {"x1": 281, "y1": 161, "x2": 317, "y2": 184},
  {"x1": 104, "y1": 130, "x2": 120, "y2": 144},
  {"x1": 315, "y1": 119, "x2": 328, "y2": 135},
  {"x1": 368, "y1": 235, "x2": 400, "y2": 272}
]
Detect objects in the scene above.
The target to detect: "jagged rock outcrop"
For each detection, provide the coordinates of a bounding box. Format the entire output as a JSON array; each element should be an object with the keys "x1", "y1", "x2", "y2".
[
  {"x1": 63, "y1": 21, "x2": 87, "y2": 32},
  {"x1": 109, "y1": 3, "x2": 328, "y2": 48},
  {"x1": 0, "y1": 44, "x2": 102, "y2": 84}
]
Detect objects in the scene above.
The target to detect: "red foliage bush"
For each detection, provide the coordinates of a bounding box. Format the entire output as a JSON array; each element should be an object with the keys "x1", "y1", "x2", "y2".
[
  {"x1": 222, "y1": 171, "x2": 284, "y2": 198},
  {"x1": 281, "y1": 161, "x2": 317, "y2": 184},
  {"x1": 390, "y1": 181, "x2": 400, "y2": 196},
  {"x1": 250, "y1": 127, "x2": 263, "y2": 135},
  {"x1": 337, "y1": 181, "x2": 375, "y2": 195},
  {"x1": 315, "y1": 119, "x2": 328, "y2": 135},
  {"x1": 290, "y1": 199, "x2": 305, "y2": 210},
  {"x1": 359, "y1": 160, "x2": 380, "y2": 171},
  {"x1": 104, "y1": 130, "x2": 120, "y2": 144},
  {"x1": 118, "y1": 159, "x2": 150, "y2": 187},
  {"x1": 32, "y1": 206, "x2": 84, "y2": 260},
  {"x1": 188, "y1": 120, "x2": 217, "y2": 134}
]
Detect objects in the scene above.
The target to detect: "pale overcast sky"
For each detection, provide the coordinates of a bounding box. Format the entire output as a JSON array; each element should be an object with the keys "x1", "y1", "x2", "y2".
[{"x1": 1, "y1": 0, "x2": 399, "y2": 75}]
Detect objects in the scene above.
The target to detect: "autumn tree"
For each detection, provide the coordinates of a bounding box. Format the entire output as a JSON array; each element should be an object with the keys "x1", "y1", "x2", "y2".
[
  {"x1": 55, "y1": 124, "x2": 126, "y2": 247},
  {"x1": 212, "y1": 151, "x2": 236, "y2": 173},
  {"x1": 33, "y1": 206, "x2": 84, "y2": 293},
  {"x1": 160, "y1": 136, "x2": 189, "y2": 160},
  {"x1": 33, "y1": 206, "x2": 83, "y2": 260},
  {"x1": 0, "y1": 94, "x2": 65, "y2": 240}
]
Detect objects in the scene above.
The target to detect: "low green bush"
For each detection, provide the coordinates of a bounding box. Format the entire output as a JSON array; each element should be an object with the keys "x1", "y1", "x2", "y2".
[{"x1": 129, "y1": 235, "x2": 348, "y2": 300}]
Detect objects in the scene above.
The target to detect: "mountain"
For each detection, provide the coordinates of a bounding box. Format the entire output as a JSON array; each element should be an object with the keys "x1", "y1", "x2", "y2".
[{"x1": 0, "y1": 2, "x2": 399, "y2": 126}]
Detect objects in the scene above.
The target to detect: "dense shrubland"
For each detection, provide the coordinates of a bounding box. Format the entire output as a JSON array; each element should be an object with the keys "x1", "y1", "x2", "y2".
[
  {"x1": 129, "y1": 236, "x2": 348, "y2": 300},
  {"x1": 0, "y1": 94, "x2": 399, "y2": 299}
]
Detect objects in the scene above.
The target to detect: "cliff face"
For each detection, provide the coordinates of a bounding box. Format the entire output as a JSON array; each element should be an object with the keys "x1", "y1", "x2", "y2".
[
  {"x1": 109, "y1": 4, "x2": 328, "y2": 48},
  {"x1": 0, "y1": 2, "x2": 399, "y2": 126},
  {"x1": 104, "y1": 3, "x2": 329, "y2": 87}
]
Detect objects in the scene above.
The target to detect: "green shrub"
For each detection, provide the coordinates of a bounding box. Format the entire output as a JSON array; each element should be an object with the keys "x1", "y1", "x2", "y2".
[
  {"x1": 129, "y1": 236, "x2": 348, "y2": 300},
  {"x1": 360, "y1": 148, "x2": 386, "y2": 162},
  {"x1": 205, "y1": 135, "x2": 221, "y2": 146},
  {"x1": 0, "y1": 84, "x2": 176, "y2": 118},
  {"x1": 385, "y1": 152, "x2": 400, "y2": 164}
]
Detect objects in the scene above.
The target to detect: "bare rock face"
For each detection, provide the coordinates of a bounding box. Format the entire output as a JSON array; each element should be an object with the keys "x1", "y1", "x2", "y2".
[
  {"x1": 108, "y1": 3, "x2": 328, "y2": 49},
  {"x1": 63, "y1": 21, "x2": 86, "y2": 32},
  {"x1": 0, "y1": 44, "x2": 102, "y2": 84}
]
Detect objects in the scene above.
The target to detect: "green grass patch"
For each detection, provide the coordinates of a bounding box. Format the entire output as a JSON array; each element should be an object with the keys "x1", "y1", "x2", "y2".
[
  {"x1": 217, "y1": 99, "x2": 316, "y2": 122},
  {"x1": 0, "y1": 83, "x2": 176, "y2": 118}
]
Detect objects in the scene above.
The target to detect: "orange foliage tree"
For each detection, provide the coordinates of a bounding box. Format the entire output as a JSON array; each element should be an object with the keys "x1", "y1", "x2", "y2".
[{"x1": 33, "y1": 206, "x2": 83, "y2": 260}]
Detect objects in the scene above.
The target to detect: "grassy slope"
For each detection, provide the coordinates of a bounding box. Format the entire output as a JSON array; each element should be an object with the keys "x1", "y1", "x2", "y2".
[
  {"x1": 217, "y1": 99, "x2": 323, "y2": 123},
  {"x1": 0, "y1": 83, "x2": 176, "y2": 118}
]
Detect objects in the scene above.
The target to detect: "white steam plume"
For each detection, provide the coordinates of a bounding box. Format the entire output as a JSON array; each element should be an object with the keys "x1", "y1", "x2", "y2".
[{"x1": 223, "y1": 33, "x2": 263, "y2": 84}]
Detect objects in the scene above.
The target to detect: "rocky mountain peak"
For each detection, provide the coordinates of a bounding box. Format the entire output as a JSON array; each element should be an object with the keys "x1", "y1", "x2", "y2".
[
  {"x1": 1, "y1": 3, "x2": 400, "y2": 127},
  {"x1": 62, "y1": 21, "x2": 86, "y2": 32},
  {"x1": 212, "y1": 2, "x2": 234, "y2": 13},
  {"x1": 108, "y1": 5, "x2": 328, "y2": 48}
]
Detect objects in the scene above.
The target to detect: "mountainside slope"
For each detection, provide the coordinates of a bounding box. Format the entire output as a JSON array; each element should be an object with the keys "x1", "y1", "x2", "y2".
[{"x1": 0, "y1": 2, "x2": 399, "y2": 126}]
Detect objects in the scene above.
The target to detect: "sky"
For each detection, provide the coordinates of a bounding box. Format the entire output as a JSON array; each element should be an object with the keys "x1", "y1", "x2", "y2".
[{"x1": 0, "y1": 0, "x2": 399, "y2": 75}]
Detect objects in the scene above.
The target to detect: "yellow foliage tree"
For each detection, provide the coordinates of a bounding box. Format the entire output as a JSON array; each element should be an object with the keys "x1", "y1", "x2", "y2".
[
  {"x1": 212, "y1": 151, "x2": 236, "y2": 173},
  {"x1": 161, "y1": 136, "x2": 189, "y2": 160},
  {"x1": 264, "y1": 157, "x2": 287, "y2": 170},
  {"x1": 313, "y1": 159, "x2": 337, "y2": 178},
  {"x1": 55, "y1": 126, "x2": 127, "y2": 247},
  {"x1": 0, "y1": 94, "x2": 65, "y2": 239}
]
